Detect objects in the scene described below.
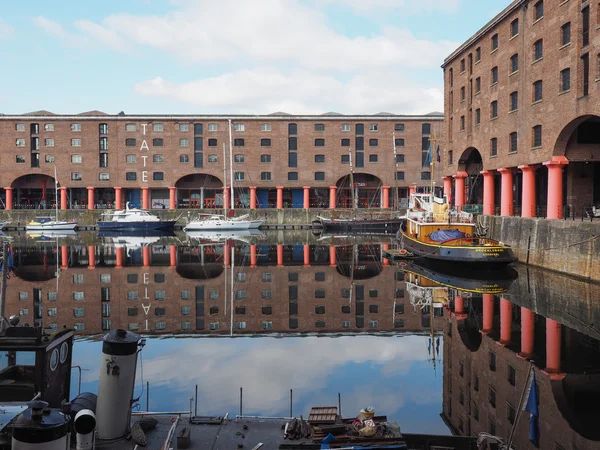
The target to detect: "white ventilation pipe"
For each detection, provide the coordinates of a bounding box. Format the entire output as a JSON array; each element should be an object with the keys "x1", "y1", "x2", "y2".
[{"x1": 74, "y1": 409, "x2": 96, "y2": 450}]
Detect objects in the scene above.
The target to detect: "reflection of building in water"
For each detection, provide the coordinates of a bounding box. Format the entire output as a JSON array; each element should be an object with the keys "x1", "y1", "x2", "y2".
[
  {"x1": 442, "y1": 271, "x2": 600, "y2": 449},
  {"x1": 5, "y1": 243, "x2": 443, "y2": 335}
]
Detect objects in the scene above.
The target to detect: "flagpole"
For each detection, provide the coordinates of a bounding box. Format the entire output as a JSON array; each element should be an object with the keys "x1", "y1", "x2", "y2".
[
  {"x1": 506, "y1": 361, "x2": 535, "y2": 448},
  {"x1": 430, "y1": 132, "x2": 437, "y2": 196}
]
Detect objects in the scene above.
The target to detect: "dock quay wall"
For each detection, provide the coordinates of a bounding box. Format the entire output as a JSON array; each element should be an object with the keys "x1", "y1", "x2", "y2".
[{"x1": 482, "y1": 215, "x2": 600, "y2": 282}]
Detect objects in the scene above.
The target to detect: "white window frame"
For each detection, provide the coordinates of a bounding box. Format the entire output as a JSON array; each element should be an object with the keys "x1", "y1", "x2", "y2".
[
  {"x1": 125, "y1": 123, "x2": 137, "y2": 132},
  {"x1": 71, "y1": 138, "x2": 82, "y2": 147},
  {"x1": 16, "y1": 139, "x2": 25, "y2": 147},
  {"x1": 178, "y1": 123, "x2": 189, "y2": 132},
  {"x1": 208, "y1": 123, "x2": 218, "y2": 131},
  {"x1": 71, "y1": 154, "x2": 83, "y2": 164},
  {"x1": 153, "y1": 123, "x2": 164, "y2": 132},
  {"x1": 99, "y1": 173, "x2": 110, "y2": 181},
  {"x1": 234, "y1": 123, "x2": 245, "y2": 132},
  {"x1": 45, "y1": 138, "x2": 54, "y2": 147},
  {"x1": 341, "y1": 124, "x2": 350, "y2": 132},
  {"x1": 179, "y1": 138, "x2": 189, "y2": 147},
  {"x1": 126, "y1": 154, "x2": 137, "y2": 163},
  {"x1": 44, "y1": 123, "x2": 54, "y2": 131},
  {"x1": 15, "y1": 124, "x2": 25, "y2": 132},
  {"x1": 369, "y1": 124, "x2": 379, "y2": 132},
  {"x1": 71, "y1": 123, "x2": 82, "y2": 132},
  {"x1": 260, "y1": 123, "x2": 272, "y2": 131}
]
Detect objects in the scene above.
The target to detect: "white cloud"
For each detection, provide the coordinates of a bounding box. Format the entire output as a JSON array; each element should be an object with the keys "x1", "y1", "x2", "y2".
[
  {"x1": 32, "y1": 0, "x2": 457, "y2": 114},
  {"x1": 32, "y1": 16, "x2": 67, "y2": 38},
  {"x1": 317, "y1": 0, "x2": 462, "y2": 14},
  {"x1": 135, "y1": 69, "x2": 443, "y2": 115},
  {"x1": 0, "y1": 17, "x2": 15, "y2": 40}
]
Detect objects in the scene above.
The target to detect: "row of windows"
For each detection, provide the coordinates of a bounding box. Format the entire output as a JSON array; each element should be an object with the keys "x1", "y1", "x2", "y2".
[
  {"x1": 15, "y1": 122, "x2": 428, "y2": 134},
  {"x1": 450, "y1": 2, "x2": 574, "y2": 87},
  {"x1": 16, "y1": 136, "x2": 412, "y2": 149}
]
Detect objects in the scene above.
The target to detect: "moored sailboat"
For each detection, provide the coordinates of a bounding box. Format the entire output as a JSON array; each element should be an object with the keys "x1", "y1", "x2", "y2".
[{"x1": 25, "y1": 167, "x2": 77, "y2": 232}]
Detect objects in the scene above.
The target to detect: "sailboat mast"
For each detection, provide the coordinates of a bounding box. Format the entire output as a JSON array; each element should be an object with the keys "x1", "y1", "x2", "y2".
[
  {"x1": 223, "y1": 143, "x2": 228, "y2": 216},
  {"x1": 230, "y1": 244, "x2": 235, "y2": 336},
  {"x1": 392, "y1": 133, "x2": 398, "y2": 211},
  {"x1": 54, "y1": 166, "x2": 59, "y2": 221},
  {"x1": 228, "y1": 119, "x2": 235, "y2": 211},
  {"x1": 430, "y1": 132, "x2": 437, "y2": 197},
  {"x1": 348, "y1": 147, "x2": 356, "y2": 216}
]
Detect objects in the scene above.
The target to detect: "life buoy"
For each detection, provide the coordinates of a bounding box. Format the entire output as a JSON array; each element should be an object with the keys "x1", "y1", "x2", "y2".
[
  {"x1": 399, "y1": 249, "x2": 408, "y2": 255},
  {"x1": 399, "y1": 261, "x2": 407, "y2": 267}
]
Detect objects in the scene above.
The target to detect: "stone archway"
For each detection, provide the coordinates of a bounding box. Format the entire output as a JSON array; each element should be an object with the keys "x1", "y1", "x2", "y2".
[
  {"x1": 553, "y1": 115, "x2": 600, "y2": 214},
  {"x1": 175, "y1": 174, "x2": 223, "y2": 209},
  {"x1": 551, "y1": 375, "x2": 600, "y2": 441},
  {"x1": 10, "y1": 174, "x2": 59, "y2": 210},
  {"x1": 457, "y1": 147, "x2": 483, "y2": 204},
  {"x1": 335, "y1": 173, "x2": 383, "y2": 208}
]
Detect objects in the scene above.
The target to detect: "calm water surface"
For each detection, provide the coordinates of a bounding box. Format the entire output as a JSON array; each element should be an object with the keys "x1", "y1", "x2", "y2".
[{"x1": 4, "y1": 231, "x2": 600, "y2": 447}]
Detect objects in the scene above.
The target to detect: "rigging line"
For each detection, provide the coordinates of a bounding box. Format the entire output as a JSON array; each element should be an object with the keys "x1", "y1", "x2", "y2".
[{"x1": 542, "y1": 234, "x2": 599, "y2": 250}]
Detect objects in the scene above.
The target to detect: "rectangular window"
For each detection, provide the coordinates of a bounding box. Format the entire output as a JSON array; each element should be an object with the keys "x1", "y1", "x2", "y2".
[
  {"x1": 153, "y1": 138, "x2": 164, "y2": 147},
  {"x1": 475, "y1": 77, "x2": 481, "y2": 93},
  {"x1": 71, "y1": 123, "x2": 81, "y2": 132},
  {"x1": 314, "y1": 154, "x2": 325, "y2": 163},
  {"x1": 288, "y1": 137, "x2": 297, "y2": 151},
  {"x1": 180, "y1": 154, "x2": 189, "y2": 163},
  {"x1": 288, "y1": 152, "x2": 297, "y2": 167},
  {"x1": 341, "y1": 138, "x2": 351, "y2": 146},
  {"x1": 395, "y1": 171, "x2": 405, "y2": 181},
  {"x1": 510, "y1": 91, "x2": 518, "y2": 111},
  {"x1": 491, "y1": 66, "x2": 498, "y2": 84},
  {"x1": 369, "y1": 154, "x2": 378, "y2": 163},
  {"x1": 194, "y1": 137, "x2": 203, "y2": 150},
  {"x1": 71, "y1": 138, "x2": 82, "y2": 147},
  {"x1": 560, "y1": 68, "x2": 571, "y2": 92},
  {"x1": 582, "y1": 53, "x2": 590, "y2": 96},
  {"x1": 260, "y1": 172, "x2": 272, "y2": 181},
  {"x1": 489, "y1": 388, "x2": 496, "y2": 408},
  {"x1": 288, "y1": 123, "x2": 297, "y2": 135},
  {"x1": 15, "y1": 155, "x2": 24, "y2": 163},
  {"x1": 341, "y1": 155, "x2": 349, "y2": 164},
  {"x1": 583, "y1": 6, "x2": 590, "y2": 47},
  {"x1": 99, "y1": 173, "x2": 110, "y2": 181},
  {"x1": 314, "y1": 138, "x2": 325, "y2": 147},
  {"x1": 475, "y1": 108, "x2": 481, "y2": 125},
  {"x1": 234, "y1": 172, "x2": 244, "y2": 181},
  {"x1": 207, "y1": 138, "x2": 217, "y2": 147},
  {"x1": 125, "y1": 123, "x2": 136, "y2": 132},
  {"x1": 421, "y1": 172, "x2": 431, "y2": 181},
  {"x1": 491, "y1": 33, "x2": 499, "y2": 51},
  {"x1": 394, "y1": 138, "x2": 405, "y2": 147},
  {"x1": 194, "y1": 152, "x2": 203, "y2": 168},
  {"x1": 491, "y1": 101, "x2": 498, "y2": 119},
  {"x1": 234, "y1": 154, "x2": 245, "y2": 163},
  {"x1": 179, "y1": 138, "x2": 189, "y2": 147},
  {"x1": 153, "y1": 123, "x2": 164, "y2": 132},
  {"x1": 448, "y1": 150, "x2": 453, "y2": 165},
  {"x1": 288, "y1": 172, "x2": 298, "y2": 180},
  {"x1": 207, "y1": 123, "x2": 217, "y2": 131},
  {"x1": 45, "y1": 138, "x2": 54, "y2": 147},
  {"x1": 126, "y1": 172, "x2": 137, "y2": 181},
  {"x1": 260, "y1": 138, "x2": 271, "y2": 147},
  {"x1": 73, "y1": 308, "x2": 85, "y2": 318},
  {"x1": 460, "y1": 86, "x2": 466, "y2": 101},
  {"x1": 260, "y1": 123, "x2": 271, "y2": 131},
  {"x1": 71, "y1": 172, "x2": 82, "y2": 181},
  {"x1": 16, "y1": 139, "x2": 25, "y2": 147},
  {"x1": 533, "y1": 80, "x2": 543, "y2": 102},
  {"x1": 460, "y1": 116, "x2": 465, "y2": 130},
  {"x1": 153, "y1": 172, "x2": 164, "y2": 181},
  {"x1": 179, "y1": 123, "x2": 189, "y2": 132},
  {"x1": 73, "y1": 292, "x2": 85, "y2": 301},
  {"x1": 460, "y1": 58, "x2": 466, "y2": 72},
  {"x1": 153, "y1": 154, "x2": 165, "y2": 163},
  {"x1": 126, "y1": 138, "x2": 136, "y2": 147},
  {"x1": 507, "y1": 365, "x2": 517, "y2": 386},
  {"x1": 341, "y1": 123, "x2": 350, "y2": 132},
  {"x1": 369, "y1": 124, "x2": 378, "y2": 132},
  {"x1": 234, "y1": 138, "x2": 244, "y2": 147},
  {"x1": 234, "y1": 123, "x2": 245, "y2": 132},
  {"x1": 194, "y1": 123, "x2": 203, "y2": 134},
  {"x1": 534, "y1": 1, "x2": 543, "y2": 21},
  {"x1": 532, "y1": 125, "x2": 542, "y2": 148},
  {"x1": 126, "y1": 154, "x2": 137, "y2": 163},
  {"x1": 314, "y1": 123, "x2": 325, "y2": 131},
  {"x1": 491, "y1": 138, "x2": 498, "y2": 156},
  {"x1": 260, "y1": 154, "x2": 271, "y2": 163},
  {"x1": 509, "y1": 132, "x2": 518, "y2": 153},
  {"x1": 394, "y1": 123, "x2": 405, "y2": 131},
  {"x1": 16, "y1": 123, "x2": 25, "y2": 131},
  {"x1": 369, "y1": 138, "x2": 378, "y2": 147},
  {"x1": 73, "y1": 274, "x2": 84, "y2": 284},
  {"x1": 48, "y1": 291, "x2": 57, "y2": 301},
  {"x1": 314, "y1": 172, "x2": 325, "y2": 181},
  {"x1": 355, "y1": 136, "x2": 364, "y2": 150},
  {"x1": 534, "y1": 39, "x2": 543, "y2": 61},
  {"x1": 208, "y1": 154, "x2": 218, "y2": 163},
  {"x1": 561, "y1": 22, "x2": 571, "y2": 46},
  {"x1": 475, "y1": 47, "x2": 481, "y2": 62},
  {"x1": 510, "y1": 18, "x2": 519, "y2": 37},
  {"x1": 510, "y1": 53, "x2": 519, "y2": 73}
]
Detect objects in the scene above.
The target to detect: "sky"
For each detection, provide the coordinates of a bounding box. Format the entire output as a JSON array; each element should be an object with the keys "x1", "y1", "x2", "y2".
[
  {"x1": 73, "y1": 335, "x2": 449, "y2": 434},
  {"x1": 0, "y1": 0, "x2": 505, "y2": 115}
]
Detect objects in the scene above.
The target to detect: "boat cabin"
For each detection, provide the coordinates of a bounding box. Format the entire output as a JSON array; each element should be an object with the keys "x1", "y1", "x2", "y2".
[{"x1": 405, "y1": 193, "x2": 475, "y2": 245}]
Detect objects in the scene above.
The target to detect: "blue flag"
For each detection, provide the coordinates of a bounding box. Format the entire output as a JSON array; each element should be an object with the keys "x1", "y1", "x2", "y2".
[
  {"x1": 426, "y1": 144, "x2": 432, "y2": 165},
  {"x1": 436, "y1": 145, "x2": 441, "y2": 163},
  {"x1": 0, "y1": 248, "x2": 13, "y2": 272},
  {"x1": 524, "y1": 369, "x2": 540, "y2": 447}
]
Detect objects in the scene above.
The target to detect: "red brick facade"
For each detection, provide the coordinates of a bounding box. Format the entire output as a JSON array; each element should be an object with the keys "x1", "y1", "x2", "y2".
[
  {"x1": 442, "y1": 0, "x2": 600, "y2": 218},
  {"x1": 0, "y1": 113, "x2": 443, "y2": 210}
]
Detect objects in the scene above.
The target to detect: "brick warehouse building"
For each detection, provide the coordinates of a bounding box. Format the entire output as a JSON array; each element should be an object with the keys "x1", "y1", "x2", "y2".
[
  {"x1": 0, "y1": 112, "x2": 443, "y2": 211},
  {"x1": 442, "y1": 0, "x2": 600, "y2": 219}
]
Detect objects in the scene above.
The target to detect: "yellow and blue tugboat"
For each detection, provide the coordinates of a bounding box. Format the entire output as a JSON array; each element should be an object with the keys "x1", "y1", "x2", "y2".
[{"x1": 397, "y1": 190, "x2": 517, "y2": 267}]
